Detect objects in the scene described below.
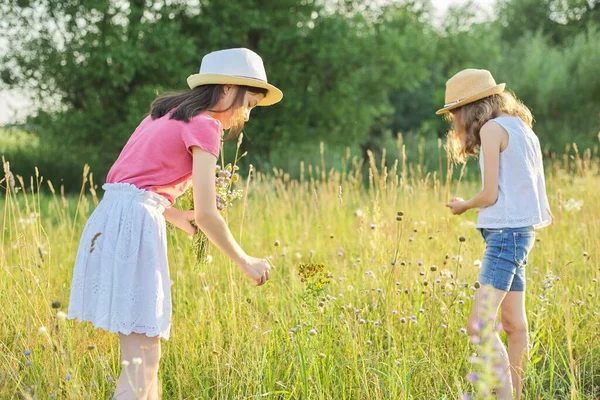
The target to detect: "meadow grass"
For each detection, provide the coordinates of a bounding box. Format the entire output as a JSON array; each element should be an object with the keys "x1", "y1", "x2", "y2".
[{"x1": 1, "y1": 143, "x2": 599, "y2": 400}]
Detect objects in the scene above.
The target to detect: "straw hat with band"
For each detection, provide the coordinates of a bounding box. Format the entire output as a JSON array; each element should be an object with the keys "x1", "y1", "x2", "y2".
[
  {"x1": 187, "y1": 48, "x2": 283, "y2": 107},
  {"x1": 436, "y1": 69, "x2": 505, "y2": 115}
]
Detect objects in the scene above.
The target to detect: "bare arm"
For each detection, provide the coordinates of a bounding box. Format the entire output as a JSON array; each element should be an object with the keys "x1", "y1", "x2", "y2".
[
  {"x1": 191, "y1": 147, "x2": 271, "y2": 285},
  {"x1": 191, "y1": 147, "x2": 248, "y2": 266},
  {"x1": 465, "y1": 122, "x2": 503, "y2": 209},
  {"x1": 447, "y1": 121, "x2": 505, "y2": 215}
]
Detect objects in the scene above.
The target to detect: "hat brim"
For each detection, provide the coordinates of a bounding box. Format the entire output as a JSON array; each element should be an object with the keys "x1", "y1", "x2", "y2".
[
  {"x1": 187, "y1": 74, "x2": 283, "y2": 106},
  {"x1": 436, "y1": 83, "x2": 505, "y2": 115}
]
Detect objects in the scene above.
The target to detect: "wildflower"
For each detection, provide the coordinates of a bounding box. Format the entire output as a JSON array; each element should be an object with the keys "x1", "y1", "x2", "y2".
[
  {"x1": 459, "y1": 236, "x2": 466, "y2": 242},
  {"x1": 25, "y1": 360, "x2": 32, "y2": 366},
  {"x1": 122, "y1": 360, "x2": 130, "y2": 367},
  {"x1": 38, "y1": 326, "x2": 47, "y2": 334},
  {"x1": 400, "y1": 317, "x2": 406, "y2": 324},
  {"x1": 65, "y1": 374, "x2": 72, "y2": 381},
  {"x1": 563, "y1": 198, "x2": 583, "y2": 212},
  {"x1": 441, "y1": 323, "x2": 447, "y2": 329},
  {"x1": 370, "y1": 224, "x2": 376, "y2": 230},
  {"x1": 88, "y1": 345, "x2": 95, "y2": 350},
  {"x1": 24, "y1": 350, "x2": 31, "y2": 357},
  {"x1": 460, "y1": 328, "x2": 467, "y2": 334},
  {"x1": 366, "y1": 340, "x2": 372, "y2": 345},
  {"x1": 132, "y1": 358, "x2": 142, "y2": 366},
  {"x1": 309, "y1": 328, "x2": 317, "y2": 336},
  {"x1": 467, "y1": 373, "x2": 480, "y2": 383},
  {"x1": 274, "y1": 240, "x2": 280, "y2": 247},
  {"x1": 57, "y1": 311, "x2": 67, "y2": 320},
  {"x1": 319, "y1": 353, "x2": 326, "y2": 359},
  {"x1": 430, "y1": 265, "x2": 438, "y2": 272},
  {"x1": 397, "y1": 211, "x2": 404, "y2": 217},
  {"x1": 359, "y1": 319, "x2": 366, "y2": 324},
  {"x1": 473, "y1": 259, "x2": 482, "y2": 267},
  {"x1": 474, "y1": 281, "x2": 481, "y2": 289}
]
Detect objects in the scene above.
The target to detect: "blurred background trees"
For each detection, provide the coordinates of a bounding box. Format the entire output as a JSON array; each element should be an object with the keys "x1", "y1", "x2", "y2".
[{"x1": 1, "y1": 0, "x2": 598, "y2": 189}]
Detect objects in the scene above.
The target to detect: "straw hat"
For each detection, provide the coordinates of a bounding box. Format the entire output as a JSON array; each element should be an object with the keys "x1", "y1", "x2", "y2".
[
  {"x1": 436, "y1": 69, "x2": 505, "y2": 115},
  {"x1": 187, "y1": 48, "x2": 283, "y2": 106}
]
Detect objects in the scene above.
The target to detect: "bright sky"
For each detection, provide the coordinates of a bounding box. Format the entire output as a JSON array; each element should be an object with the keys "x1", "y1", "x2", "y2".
[{"x1": 0, "y1": 0, "x2": 498, "y2": 126}]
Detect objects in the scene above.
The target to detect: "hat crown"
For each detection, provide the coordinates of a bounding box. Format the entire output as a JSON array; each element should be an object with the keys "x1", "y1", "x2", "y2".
[
  {"x1": 445, "y1": 69, "x2": 498, "y2": 105},
  {"x1": 199, "y1": 48, "x2": 268, "y2": 82}
]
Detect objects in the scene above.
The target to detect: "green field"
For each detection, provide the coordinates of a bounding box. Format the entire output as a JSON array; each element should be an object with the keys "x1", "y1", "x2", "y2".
[{"x1": 1, "y1": 145, "x2": 599, "y2": 399}]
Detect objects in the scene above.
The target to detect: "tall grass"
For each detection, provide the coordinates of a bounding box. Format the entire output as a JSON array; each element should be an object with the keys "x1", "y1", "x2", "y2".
[{"x1": 1, "y1": 141, "x2": 599, "y2": 399}]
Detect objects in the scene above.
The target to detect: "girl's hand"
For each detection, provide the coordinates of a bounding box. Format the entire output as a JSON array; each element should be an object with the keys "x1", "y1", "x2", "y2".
[
  {"x1": 163, "y1": 208, "x2": 197, "y2": 235},
  {"x1": 446, "y1": 199, "x2": 470, "y2": 215},
  {"x1": 238, "y1": 256, "x2": 272, "y2": 286}
]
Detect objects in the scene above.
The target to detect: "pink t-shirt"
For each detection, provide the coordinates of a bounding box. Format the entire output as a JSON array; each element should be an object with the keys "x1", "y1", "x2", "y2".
[{"x1": 106, "y1": 112, "x2": 222, "y2": 205}]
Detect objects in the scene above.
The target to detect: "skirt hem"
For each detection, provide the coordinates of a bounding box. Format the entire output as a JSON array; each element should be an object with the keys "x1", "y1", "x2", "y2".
[{"x1": 67, "y1": 314, "x2": 170, "y2": 341}]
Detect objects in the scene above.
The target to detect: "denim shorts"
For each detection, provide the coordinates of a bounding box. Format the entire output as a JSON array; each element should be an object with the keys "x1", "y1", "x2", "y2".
[{"x1": 478, "y1": 226, "x2": 536, "y2": 292}]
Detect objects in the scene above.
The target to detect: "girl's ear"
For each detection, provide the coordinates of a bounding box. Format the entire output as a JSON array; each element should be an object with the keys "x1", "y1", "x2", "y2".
[{"x1": 222, "y1": 85, "x2": 234, "y2": 96}]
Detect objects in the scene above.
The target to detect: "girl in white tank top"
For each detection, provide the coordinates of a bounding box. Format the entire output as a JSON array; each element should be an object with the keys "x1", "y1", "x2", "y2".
[{"x1": 437, "y1": 69, "x2": 552, "y2": 400}]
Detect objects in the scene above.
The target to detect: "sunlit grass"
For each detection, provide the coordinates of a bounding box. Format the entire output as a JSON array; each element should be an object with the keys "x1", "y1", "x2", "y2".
[{"x1": 1, "y1": 141, "x2": 599, "y2": 399}]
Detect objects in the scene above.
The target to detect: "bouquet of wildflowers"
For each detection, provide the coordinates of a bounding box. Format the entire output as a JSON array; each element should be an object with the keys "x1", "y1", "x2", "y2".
[{"x1": 181, "y1": 134, "x2": 246, "y2": 266}]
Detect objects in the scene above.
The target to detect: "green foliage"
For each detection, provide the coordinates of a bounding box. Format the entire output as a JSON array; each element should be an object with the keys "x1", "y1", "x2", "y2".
[{"x1": 0, "y1": 0, "x2": 599, "y2": 186}]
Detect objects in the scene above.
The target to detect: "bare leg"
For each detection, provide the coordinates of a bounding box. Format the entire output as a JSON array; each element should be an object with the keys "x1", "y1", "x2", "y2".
[
  {"x1": 467, "y1": 285, "x2": 512, "y2": 399},
  {"x1": 114, "y1": 333, "x2": 161, "y2": 400},
  {"x1": 501, "y1": 291, "x2": 528, "y2": 400},
  {"x1": 147, "y1": 372, "x2": 161, "y2": 400}
]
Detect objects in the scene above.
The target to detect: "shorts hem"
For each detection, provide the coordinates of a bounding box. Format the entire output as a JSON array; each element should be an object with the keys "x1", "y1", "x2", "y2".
[{"x1": 478, "y1": 275, "x2": 511, "y2": 292}]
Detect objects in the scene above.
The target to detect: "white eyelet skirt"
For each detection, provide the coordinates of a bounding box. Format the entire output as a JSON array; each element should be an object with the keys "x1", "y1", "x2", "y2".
[{"x1": 68, "y1": 183, "x2": 172, "y2": 340}]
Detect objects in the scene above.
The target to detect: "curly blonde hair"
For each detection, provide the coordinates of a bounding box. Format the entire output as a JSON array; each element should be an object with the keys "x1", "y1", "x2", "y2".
[{"x1": 445, "y1": 91, "x2": 534, "y2": 163}]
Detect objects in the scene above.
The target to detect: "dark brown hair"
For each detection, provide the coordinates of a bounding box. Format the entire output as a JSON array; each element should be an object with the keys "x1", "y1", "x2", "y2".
[
  {"x1": 445, "y1": 91, "x2": 534, "y2": 163},
  {"x1": 149, "y1": 84, "x2": 268, "y2": 141}
]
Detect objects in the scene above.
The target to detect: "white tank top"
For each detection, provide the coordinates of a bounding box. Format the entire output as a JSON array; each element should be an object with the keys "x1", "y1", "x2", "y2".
[{"x1": 477, "y1": 116, "x2": 552, "y2": 229}]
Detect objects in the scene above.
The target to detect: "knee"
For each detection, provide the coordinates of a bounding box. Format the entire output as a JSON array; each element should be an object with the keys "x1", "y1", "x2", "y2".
[
  {"x1": 502, "y1": 317, "x2": 528, "y2": 338},
  {"x1": 140, "y1": 344, "x2": 161, "y2": 375}
]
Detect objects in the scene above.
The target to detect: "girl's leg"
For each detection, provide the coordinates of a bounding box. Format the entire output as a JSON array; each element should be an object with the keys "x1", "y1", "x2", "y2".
[
  {"x1": 147, "y1": 373, "x2": 161, "y2": 400},
  {"x1": 114, "y1": 333, "x2": 161, "y2": 400},
  {"x1": 467, "y1": 285, "x2": 512, "y2": 399},
  {"x1": 501, "y1": 291, "x2": 528, "y2": 400}
]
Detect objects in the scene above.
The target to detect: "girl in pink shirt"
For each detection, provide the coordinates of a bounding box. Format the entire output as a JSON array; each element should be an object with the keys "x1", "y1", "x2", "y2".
[{"x1": 68, "y1": 48, "x2": 282, "y2": 399}]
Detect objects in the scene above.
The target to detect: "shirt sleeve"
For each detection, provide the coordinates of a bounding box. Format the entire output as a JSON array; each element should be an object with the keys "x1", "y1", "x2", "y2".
[{"x1": 180, "y1": 115, "x2": 223, "y2": 158}]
